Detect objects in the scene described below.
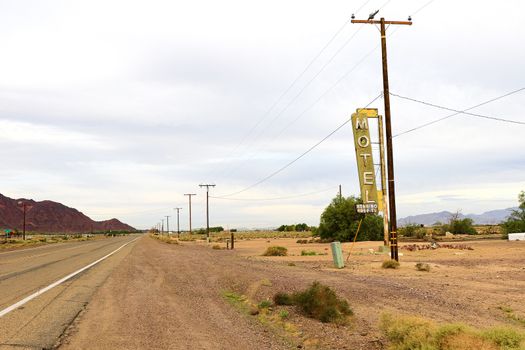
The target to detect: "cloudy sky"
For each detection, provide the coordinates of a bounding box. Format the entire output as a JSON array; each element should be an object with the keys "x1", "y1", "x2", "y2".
[{"x1": 0, "y1": 0, "x2": 523, "y2": 230}]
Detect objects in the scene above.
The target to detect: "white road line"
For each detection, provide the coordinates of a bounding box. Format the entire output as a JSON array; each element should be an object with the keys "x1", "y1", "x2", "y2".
[{"x1": 0, "y1": 236, "x2": 141, "y2": 318}]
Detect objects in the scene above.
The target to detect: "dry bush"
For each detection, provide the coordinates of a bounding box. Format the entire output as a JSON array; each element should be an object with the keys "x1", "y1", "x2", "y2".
[
  {"x1": 274, "y1": 282, "x2": 352, "y2": 324},
  {"x1": 415, "y1": 262, "x2": 431, "y2": 272},
  {"x1": 262, "y1": 246, "x2": 288, "y2": 256},
  {"x1": 382, "y1": 259, "x2": 400, "y2": 269}
]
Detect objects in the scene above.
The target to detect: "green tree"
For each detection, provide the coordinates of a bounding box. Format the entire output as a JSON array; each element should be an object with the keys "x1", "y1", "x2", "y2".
[
  {"x1": 318, "y1": 196, "x2": 383, "y2": 242},
  {"x1": 502, "y1": 191, "x2": 525, "y2": 234},
  {"x1": 442, "y1": 211, "x2": 477, "y2": 235}
]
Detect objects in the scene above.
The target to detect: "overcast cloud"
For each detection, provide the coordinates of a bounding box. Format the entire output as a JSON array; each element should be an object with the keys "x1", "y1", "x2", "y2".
[{"x1": 0, "y1": 0, "x2": 523, "y2": 230}]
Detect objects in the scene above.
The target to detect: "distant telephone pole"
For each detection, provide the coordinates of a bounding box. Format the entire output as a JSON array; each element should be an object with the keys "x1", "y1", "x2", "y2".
[
  {"x1": 199, "y1": 184, "x2": 216, "y2": 242},
  {"x1": 165, "y1": 215, "x2": 170, "y2": 235},
  {"x1": 174, "y1": 207, "x2": 182, "y2": 238},
  {"x1": 351, "y1": 13, "x2": 412, "y2": 261},
  {"x1": 184, "y1": 194, "x2": 197, "y2": 234},
  {"x1": 161, "y1": 219, "x2": 164, "y2": 235},
  {"x1": 17, "y1": 201, "x2": 28, "y2": 240}
]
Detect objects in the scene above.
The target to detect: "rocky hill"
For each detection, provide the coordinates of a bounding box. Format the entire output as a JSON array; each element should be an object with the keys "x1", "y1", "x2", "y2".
[{"x1": 0, "y1": 193, "x2": 135, "y2": 233}]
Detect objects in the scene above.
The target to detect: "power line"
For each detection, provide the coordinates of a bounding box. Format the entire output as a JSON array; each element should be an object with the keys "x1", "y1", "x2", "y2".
[
  {"x1": 218, "y1": 93, "x2": 383, "y2": 197},
  {"x1": 392, "y1": 87, "x2": 525, "y2": 137},
  {"x1": 391, "y1": 91, "x2": 525, "y2": 125},
  {"x1": 209, "y1": 0, "x2": 374, "y2": 180},
  {"x1": 215, "y1": 2, "x2": 398, "y2": 181},
  {"x1": 211, "y1": 186, "x2": 337, "y2": 201}
]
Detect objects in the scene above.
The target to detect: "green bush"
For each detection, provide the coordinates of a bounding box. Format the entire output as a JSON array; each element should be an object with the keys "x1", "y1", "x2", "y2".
[
  {"x1": 318, "y1": 195, "x2": 383, "y2": 242},
  {"x1": 502, "y1": 191, "x2": 525, "y2": 234},
  {"x1": 258, "y1": 300, "x2": 272, "y2": 309},
  {"x1": 399, "y1": 223, "x2": 427, "y2": 239},
  {"x1": 293, "y1": 282, "x2": 352, "y2": 323},
  {"x1": 262, "y1": 246, "x2": 288, "y2": 256},
  {"x1": 274, "y1": 292, "x2": 294, "y2": 306},
  {"x1": 301, "y1": 250, "x2": 317, "y2": 256}
]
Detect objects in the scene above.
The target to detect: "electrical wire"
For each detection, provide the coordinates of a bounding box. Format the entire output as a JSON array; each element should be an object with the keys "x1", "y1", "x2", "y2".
[
  {"x1": 392, "y1": 87, "x2": 525, "y2": 137},
  {"x1": 215, "y1": 1, "x2": 398, "y2": 180},
  {"x1": 208, "y1": 0, "x2": 374, "y2": 180},
  {"x1": 217, "y1": 93, "x2": 383, "y2": 197},
  {"x1": 211, "y1": 186, "x2": 337, "y2": 201}
]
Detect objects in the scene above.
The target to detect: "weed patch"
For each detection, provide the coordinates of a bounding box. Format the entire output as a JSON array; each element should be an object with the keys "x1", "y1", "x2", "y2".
[
  {"x1": 262, "y1": 246, "x2": 288, "y2": 256},
  {"x1": 415, "y1": 262, "x2": 431, "y2": 272},
  {"x1": 382, "y1": 260, "x2": 400, "y2": 269},
  {"x1": 273, "y1": 282, "x2": 352, "y2": 324},
  {"x1": 380, "y1": 313, "x2": 525, "y2": 350},
  {"x1": 301, "y1": 250, "x2": 317, "y2": 256}
]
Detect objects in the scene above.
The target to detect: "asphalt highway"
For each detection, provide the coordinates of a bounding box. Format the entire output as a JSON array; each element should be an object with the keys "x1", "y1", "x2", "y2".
[{"x1": 0, "y1": 234, "x2": 141, "y2": 349}]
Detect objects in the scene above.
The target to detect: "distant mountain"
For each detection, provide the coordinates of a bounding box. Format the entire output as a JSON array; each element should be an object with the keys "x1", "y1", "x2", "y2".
[
  {"x1": 398, "y1": 208, "x2": 516, "y2": 226},
  {"x1": 0, "y1": 193, "x2": 135, "y2": 233}
]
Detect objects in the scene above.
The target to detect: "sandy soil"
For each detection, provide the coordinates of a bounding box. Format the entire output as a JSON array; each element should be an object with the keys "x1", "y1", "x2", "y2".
[{"x1": 60, "y1": 236, "x2": 525, "y2": 349}]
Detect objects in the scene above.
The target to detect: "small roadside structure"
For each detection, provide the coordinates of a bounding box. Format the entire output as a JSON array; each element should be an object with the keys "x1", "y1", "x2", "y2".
[{"x1": 508, "y1": 232, "x2": 525, "y2": 241}]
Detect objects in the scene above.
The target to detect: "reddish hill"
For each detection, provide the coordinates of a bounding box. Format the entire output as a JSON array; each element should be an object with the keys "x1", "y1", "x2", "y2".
[{"x1": 0, "y1": 194, "x2": 135, "y2": 233}]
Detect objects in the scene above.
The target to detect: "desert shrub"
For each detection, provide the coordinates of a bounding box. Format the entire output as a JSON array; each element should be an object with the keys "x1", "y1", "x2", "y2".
[
  {"x1": 482, "y1": 327, "x2": 525, "y2": 349},
  {"x1": 380, "y1": 313, "x2": 435, "y2": 350},
  {"x1": 279, "y1": 310, "x2": 289, "y2": 320},
  {"x1": 262, "y1": 246, "x2": 288, "y2": 256},
  {"x1": 381, "y1": 314, "x2": 525, "y2": 350},
  {"x1": 415, "y1": 262, "x2": 431, "y2": 272},
  {"x1": 399, "y1": 223, "x2": 427, "y2": 239},
  {"x1": 212, "y1": 244, "x2": 221, "y2": 250},
  {"x1": 293, "y1": 282, "x2": 352, "y2": 323},
  {"x1": 502, "y1": 191, "x2": 525, "y2": 234},
  {"x1": 274, "y1": 292, "x2": 294, "y2": 306},
  {"x1": 301, "y1": 250, "x2": 317, "y2": 256},
  {"x1": 296, "y1": 239, "x2": 308, "y2": 244},
  {"x1": 258, "y1": 300, "x2": 272, "y2": 309},
  {"x1": 382, "y1": 260, "x2": 400, "y2": 269}
]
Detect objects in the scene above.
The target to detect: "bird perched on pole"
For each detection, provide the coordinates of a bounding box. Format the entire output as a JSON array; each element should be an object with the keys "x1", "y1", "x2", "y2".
[{"x1": 368, "y1": 10, "x2": 379, "y2": 20}]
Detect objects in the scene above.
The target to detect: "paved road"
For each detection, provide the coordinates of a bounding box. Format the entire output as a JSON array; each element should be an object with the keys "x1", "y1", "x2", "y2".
[
  {"x1": 60, "y1": 236, "x2": 290, "y2": 350},
  {"x1": 0, "y1": 234, "x2": 141, "y2": 349}
]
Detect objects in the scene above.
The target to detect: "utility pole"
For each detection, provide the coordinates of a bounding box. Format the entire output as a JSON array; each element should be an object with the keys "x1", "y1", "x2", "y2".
[
  {"x1": 17, "y1": 201, "x2": 27, "y2": 240},
  {"x1": 199, "y1": 184, "x2": 216, "y2": 242},
  {"x1": 161, "y1": 219, "x2": 164, "y2": 235},
  {"x1": 165, "y1": 215, "x2": 170, "y2": 235},
  {"x1": 174, "y1": 207, "x2": 182, "y2": 238},
  {"x1": 184, "y1": 194, "x2": 196, "y2": 234},
  {"x1": 338, "y1": 185, "x2": 342, "y2": 201},
  {"x1": 351, "y1": 13, "x2": 412, "y2": 261}
]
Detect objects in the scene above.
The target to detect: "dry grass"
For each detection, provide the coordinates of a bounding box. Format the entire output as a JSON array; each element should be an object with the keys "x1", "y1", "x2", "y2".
[
  {"x1": 380, "y1": 313, "x2": 525, "y2": 350},
  {"x1": 0, "y1": 234, "x2": 99, "y2": 250},
  {"x1": 150, "y1": 234, "x2": 179, "y2": 244}
]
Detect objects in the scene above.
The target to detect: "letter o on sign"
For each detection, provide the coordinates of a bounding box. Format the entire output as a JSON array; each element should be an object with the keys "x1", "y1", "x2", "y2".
[{"x1": 358, "y1": 135, "x2": 370, "y2": 148}]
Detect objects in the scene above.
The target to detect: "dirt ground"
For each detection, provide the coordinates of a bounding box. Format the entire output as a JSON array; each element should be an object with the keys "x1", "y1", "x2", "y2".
[{"x1": 60, "y1": 236, "x2": 525, "y2": 349}]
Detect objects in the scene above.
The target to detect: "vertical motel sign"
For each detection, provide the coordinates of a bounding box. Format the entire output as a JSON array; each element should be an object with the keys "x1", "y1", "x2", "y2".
[{"x1": 352, "y1": 108, "x2": 379, "y2": 214}]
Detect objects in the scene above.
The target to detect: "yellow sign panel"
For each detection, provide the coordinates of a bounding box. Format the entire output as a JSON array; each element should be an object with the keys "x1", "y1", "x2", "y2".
[{"x1": 352, "y1": 108, "x2": 379, "y2": 209}]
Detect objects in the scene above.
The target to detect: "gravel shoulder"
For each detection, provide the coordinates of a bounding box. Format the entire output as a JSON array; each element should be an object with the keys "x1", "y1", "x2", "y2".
[{"x1": 60, "y1": 237, "x2": 525, "y2": 350}]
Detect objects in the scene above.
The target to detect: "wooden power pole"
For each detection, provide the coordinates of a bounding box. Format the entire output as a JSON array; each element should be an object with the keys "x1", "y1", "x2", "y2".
[
  {"x1": 184, "y1": 194, "x2": 196, "y2": 234},
  {"x1": 351, "y1": 14, "x2": 412, "y2": 261},
  {"x1": 199, "y1": 184, "x2": 216, "y2": 242}
]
